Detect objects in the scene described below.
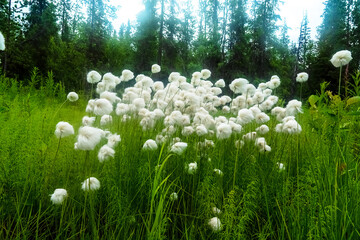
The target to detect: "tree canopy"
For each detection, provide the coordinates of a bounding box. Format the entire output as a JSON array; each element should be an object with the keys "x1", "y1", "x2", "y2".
[{"x1": 0, "y1": 0, "x2": 359, "y2": 98}]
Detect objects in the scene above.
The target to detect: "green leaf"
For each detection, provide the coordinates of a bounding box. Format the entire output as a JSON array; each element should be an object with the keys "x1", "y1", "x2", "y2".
[
  {"x1": 308, "y1": 95, "x2": 320, "y2": 108},
  {"x1": 346, "y1": 96, "x2": 360, "y2": 107}
]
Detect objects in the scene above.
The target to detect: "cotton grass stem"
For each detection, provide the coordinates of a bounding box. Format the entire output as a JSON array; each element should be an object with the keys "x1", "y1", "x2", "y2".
[
  {"x1": 53, "y1": 136, "x2": 62, "y2": 162},
  {"x1": 338, "y1": 65, "x2": 343, "y2": 97},
  {"x1": 58, "y1": 200, "x2": 67, "y2": 237},
  {"x1": 89, "y1": 193, "x2": 99, "y2": 239},
  {"x1": 84, "y1": 151, "x2": 90, "y2": 178},
  {"x1": 52, "y1": 99, "x2": 68, "y2": 122},
  {"x1": 90, "y1": 84, "x2": 94, "y2": 100},
  {"x1": 233, "y1": 147, "x2": 239, "y2": 189}
]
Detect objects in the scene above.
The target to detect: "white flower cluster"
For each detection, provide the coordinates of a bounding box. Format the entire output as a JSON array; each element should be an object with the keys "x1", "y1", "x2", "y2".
[
  {"x1": 51, "y1": 65, "x2": 304, "y2": 205},
  {"x1": 84, "y1": 67, "x2": 302, "y2": 169}
]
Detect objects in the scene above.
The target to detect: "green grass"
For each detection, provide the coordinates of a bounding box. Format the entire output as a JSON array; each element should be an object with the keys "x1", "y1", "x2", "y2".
[{"x1": 1, "y1": 75, "x2": 360, "y2": 239}]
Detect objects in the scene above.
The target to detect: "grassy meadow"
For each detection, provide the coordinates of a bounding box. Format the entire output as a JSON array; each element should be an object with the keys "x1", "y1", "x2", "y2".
[{"x1": 1, "y1": 69, "x2": 360, "y2": 240}]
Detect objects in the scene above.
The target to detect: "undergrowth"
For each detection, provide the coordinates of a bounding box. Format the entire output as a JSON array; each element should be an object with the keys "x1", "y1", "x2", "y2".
[{"x1": 0, "y1": 73, "x2": 360, "y2": 240}]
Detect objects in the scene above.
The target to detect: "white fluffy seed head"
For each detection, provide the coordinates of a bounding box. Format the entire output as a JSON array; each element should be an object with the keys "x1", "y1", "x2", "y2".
[
  {"x1": 229, "y1": 78, "x2": 249, "y2": 94},
  {"x1": 67, "y1": 92, "x2": 79, "y2": 102},
  {"x1": 255, "y1": 137, "x2": 267, "y2": 149},
  {"x1": 143, "y1": 139, "x2": 158, "y2": 151},
  {"x1": 153, "y1": 81, "x2": 164, "y2": 91},
  {"x1": 55, "y1": 121, "x2": 74, "y2": 138},
  {"x1": 215, "y1": 79, "x2": 225, "y2": 88},
  {"x1": 192, "y1": 71, "x2": 201, "y2": 79},
  {"x1": 151, "y1": 64, "x2": 161, "y2": 73},
  {"x1": 100, "y1": 115, "x2": 112, "y2": 126},
  {"x1": 100, "y1": 91, "x2": 120, "y2": 104},
  {"x1": 270, "y1": 76, "x2": 281, "y2": 88},
  {"x1": 201, "y1": 69, "x2": 211, "y2": 79},
  {"x1": 259, "y1": 99, "x2": 274, "y2": 111},
  {"x1": 182, "y1": 126, "x2": 194, "y2": 136},
  {"x1": 133, "y1": 98, "x2": 146, "y2": 109},
  {"x1": 107, "y1": 133, "x2": 121, "y2": 148},
  {"x1": 116, "y1": 103, "x2": 129, "y2": 115},
  {"x1": 87, "y1": 70, "x2": 101, "y2": 84},
  {"x1": 196, "y1": 124, "x2": 208, "y2": 136},
  {"x1": 98, "y1": 145, "x2": 115, "y2": 162},
  {"x1": 49, "y1": 188, "x2": 68, "y2": 205},
  {"x1": 94, "y1": 99, "x2": 113, "y2": 116},
  {"x1": 252, "y1": 92, "x2": 264, "y2": 104},
  {"x1": 275, "y1": 123, "x2": 283, "y2": 132},
  {"x1": 256, "y1": 125, "x2": 269, "y2": 135},
  {"x1": 263, "y1": 89, "x2": 272, "y2": 96},
  {"x1": 82, "y1": 116, "x2": 96, "y2": 126},
  {"x1": 153, "y1": 108, "x2": 165, "y2": 119},
  {"x1": 237, "y1": 109, "x2": 254, "y2": 125},
  {"x1": 222, "y1": 106, "x2": 230, "y2": 113},
  {"x1": 135, "y1": 74, "x2": 145, "y2": 82},
  {"x1": 170, "y1": 142, "x2": 187, "y2": 155},
  {"x1": 169, "y1": 72, "x2": 181, "y2": 82},
  {"x1": 259, "y1": 144, "x2": 271, "y2": 153},
  {"x1": 277, "y1": 162, "x2": 285, "y2": 171},
  {"x1": 102, "y1": 73, "x2": 117, "y2": 85},
  {"x1": 296, "y1": 72, "x2": 309, "y2": 83},
  {"x1": 330, "y1": 50, "x2": 352, "y2": 67},
  {"x1": 170, "y1": 192, "x2": 178, "y2": 201},
  {"x1": 255, "y1": 112, "x2": 270, "y2": 124},
  {"x1": 229, "y1": 121, "x2": 242, "y2": 133},
  {"x1": 208, "y1": 217, "x2": 222, "y2": 232},
  {"x1": 139, "y1": 76, "x2": 154, "y2": 88},
  {"x1": 286, "y1": 100, "x2": 303, "y2": 116},
  {"x1": 76, "y1": 126, "x2": 104, "y2": 151},
  {"x1": 282, "y1": 120, "x2": 302, "y2": 134},
  {"x1": 187, "y1": 162, "x2": 197, "y2": 174},
  {"x1": 122, "y1": 69, "x2": 135, "y2": 82},
  {"x1": 86, "y1": 99, "x2": 95, "y2": 113},
  {"x1": 216, "y1": 123, "x2": 232, "y2": 139},
  {"x1": 81, "y1": 177, "x2": 100, "y2": 191},
  {"x1": 242, "y1": 132, "x2": 257, "y2": 141}
]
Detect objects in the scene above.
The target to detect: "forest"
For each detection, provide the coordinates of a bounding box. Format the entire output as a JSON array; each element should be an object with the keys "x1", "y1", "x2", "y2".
[{"x1": 0, "y1": 0, "x2": 359, "y2": 98}]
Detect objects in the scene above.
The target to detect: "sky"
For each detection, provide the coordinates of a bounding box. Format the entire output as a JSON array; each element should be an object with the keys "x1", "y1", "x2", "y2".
[
  {"x1": 110, "y1": 0, "x2": 326, "y2": 43},
  {"x1": 279, "y1": 0, "x2": 326, "y2": 42}
]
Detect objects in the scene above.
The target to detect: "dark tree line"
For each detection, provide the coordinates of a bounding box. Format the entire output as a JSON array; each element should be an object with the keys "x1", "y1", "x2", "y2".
[{"x1": 0, "y1": 0, "x2": 359, "y2": 98}]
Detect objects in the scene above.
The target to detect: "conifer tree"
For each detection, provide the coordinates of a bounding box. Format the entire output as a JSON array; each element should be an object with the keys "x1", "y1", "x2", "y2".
[
  {"x1": 226, "y1": 0, "x2": 249, "y2": 79},
  {"x1": 24, "y1": 0, "x2": 59, "y2": 75},
  {"x1": 135, "y1": 0, "x2": 158, "y2": 72},
  {"x1": 249, "y1": 0, "x2": 280, "y2": 79}
]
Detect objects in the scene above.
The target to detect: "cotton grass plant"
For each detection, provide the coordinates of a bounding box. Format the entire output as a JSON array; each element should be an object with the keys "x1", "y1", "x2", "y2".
[
  {"x1": 1, "y1": 62, "x2": 360, "y2": 239},
  {"x1": 331, "y1": 50, "x2": 353, "y2": 96}
]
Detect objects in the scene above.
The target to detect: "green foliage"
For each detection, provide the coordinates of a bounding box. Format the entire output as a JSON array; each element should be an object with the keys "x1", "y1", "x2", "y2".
[
  {"x1": 0, "y1": 75, "x2": 360, "y2": 239},
  {"x1": 348, "y1": 71, "x2": 360, "y2": 97}
]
